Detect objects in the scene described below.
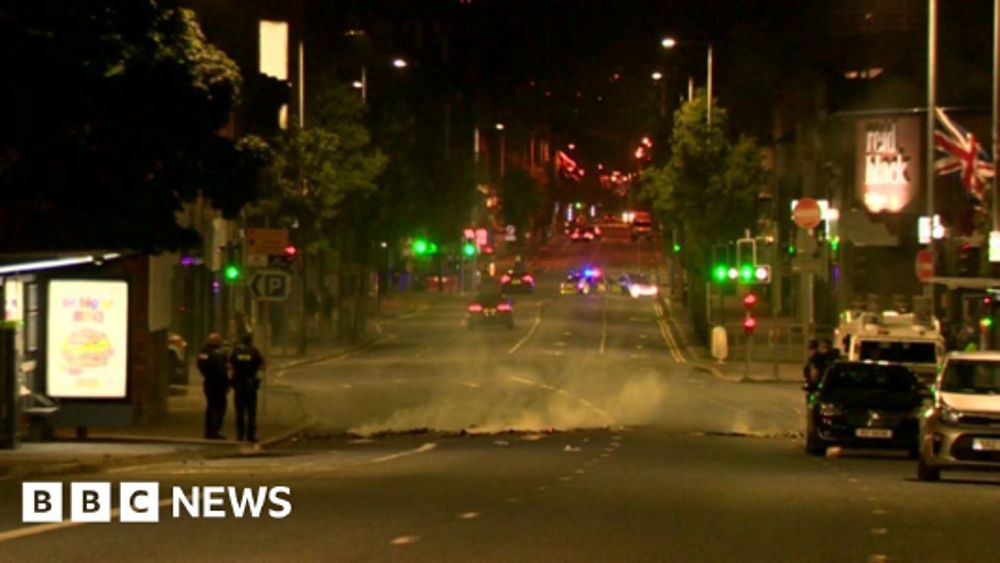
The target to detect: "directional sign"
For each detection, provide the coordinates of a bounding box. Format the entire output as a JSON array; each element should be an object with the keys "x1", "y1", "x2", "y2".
[
  {"x1": 249, "y1": 270, "x2": 292, "y2": 301},
  {"x1": 245, "y1": 228, "x2": 289, "y2": 256}
]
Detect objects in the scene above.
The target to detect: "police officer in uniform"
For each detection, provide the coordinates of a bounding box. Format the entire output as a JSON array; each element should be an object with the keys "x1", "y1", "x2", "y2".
[
  {"x1": 230, "y1": 333, "x2": 265, "y2": 442},
  {"x1": 196, "y1": 333, "x2": 229, "y2": 439}
]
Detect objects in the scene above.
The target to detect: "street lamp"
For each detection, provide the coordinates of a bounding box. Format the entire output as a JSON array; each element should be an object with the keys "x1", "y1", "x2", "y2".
[
  {"x1": 393, "y1": 58, "x2": 408, "y2": 69},
  {"x1": 495, "y1": 123, "x2": 506, "y2": 178},
  {"x1": 661, "y1": 36, "x2": 714, "y2": 126},
  {"x1": 651, "y1": 71, "x2": 663, "y2": 81}
]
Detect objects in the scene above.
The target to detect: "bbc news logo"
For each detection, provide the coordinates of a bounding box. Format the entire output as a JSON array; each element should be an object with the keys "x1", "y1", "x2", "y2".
[{"x1": 22, "y1": 482, "x2": 292, "y2": 523}]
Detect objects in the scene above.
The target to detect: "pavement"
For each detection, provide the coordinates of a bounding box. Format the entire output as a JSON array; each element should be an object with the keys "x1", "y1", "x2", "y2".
[
  {"x1": 0, "y1": 292, "x2": 433, "y2": 482},
  {"x1": 658, "y1": 292, "x2": 805, "y2": 385}
]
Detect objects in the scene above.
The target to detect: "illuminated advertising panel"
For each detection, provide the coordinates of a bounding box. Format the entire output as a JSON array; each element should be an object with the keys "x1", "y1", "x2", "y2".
[
  {"x1": 855, "y1": 116, "x2": 921, "y2": 214},
  {"x1": 4, "y1": 279, "x2": 23, "y2": 322},
  {"x1": 46, "y1": 280, "x2": 129, "y2": 399}
]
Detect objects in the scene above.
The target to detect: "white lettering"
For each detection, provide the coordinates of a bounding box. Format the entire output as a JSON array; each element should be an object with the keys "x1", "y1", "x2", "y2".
[
  {"x1": 228, "y1": 487, "x2": 268, "y2": 518},
  {"x1": 202, "y1": 486, "x2": 226, "y2": 518},
  {"x1": 172, "y1": 486, "x2": 199, "y2": 518},
  {"x1": 268, "y1": 486, "x2": 292, "y2": 519}
]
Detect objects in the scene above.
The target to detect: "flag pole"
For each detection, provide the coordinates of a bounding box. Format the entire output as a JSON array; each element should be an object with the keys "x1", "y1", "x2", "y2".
[
  {"x1": 993, "y1": 0, "x2": 999, "y2": 233},
  {"x1": 926, "y1": 0, "x2": 937, "y2": 302}
]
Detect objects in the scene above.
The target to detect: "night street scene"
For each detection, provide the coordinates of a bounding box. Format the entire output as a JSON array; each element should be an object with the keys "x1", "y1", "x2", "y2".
[{"x1": 3, "y1": 1, "x2": 1000, "y2": 561}]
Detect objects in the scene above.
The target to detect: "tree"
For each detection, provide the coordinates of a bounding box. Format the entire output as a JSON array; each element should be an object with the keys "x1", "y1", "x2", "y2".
[
  {"x1": 640, "y1": 89, "x2": 765, "y2": 271},
  {"x1": 0, "y1": 1, "x2": 264, "y2": 252},
  {"x1": 499, "y1": 168, "x2": 543, "y2": 242}
]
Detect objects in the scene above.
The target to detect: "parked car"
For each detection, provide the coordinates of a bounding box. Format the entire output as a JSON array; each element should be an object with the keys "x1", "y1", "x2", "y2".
[
  {"x1": 805, "y1": 361, "x2": 930, "y2": 457},
  {"x1": 917, "y1": 351, "x2": 1000, "y2": 481}
]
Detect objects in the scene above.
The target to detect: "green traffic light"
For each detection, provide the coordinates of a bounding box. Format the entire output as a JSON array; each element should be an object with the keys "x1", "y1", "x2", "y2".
[
  {"x1": 830, "y1": 236, "x2": 840, "y2": 252},
  {"x1": 739, "y1": 265, "x2": 753, "y2": 282},
  {"x1": 224, "y1": 264, "x2": 240, "y2": 281},
  {"x1": 787, "y1": 244, "x2": 796, "y2": 255},
  {"x1": 982, "y1": 317, "x2": 993, "y2": 329},
  {"x1": 463, "y1": 242, "x2": 476, "y2": 257},
  {"x1": 412, "y1": 239, "x2": 428, "y2": 256},
  {"x1": 673, "y1": 243, "x2": 681, "y2": 253},
  {"x1": 428, "y1": 242, "x2": 438, "y2": 254},
  {"x1": 575, "y1": 202, "x2": 583, "y2": 210},
  {"x1": 713, "y1": 264, "x2": 727, "y2": 282}
]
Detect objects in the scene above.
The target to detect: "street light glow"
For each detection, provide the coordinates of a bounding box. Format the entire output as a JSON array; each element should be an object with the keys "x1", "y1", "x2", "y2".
[
  {"x1": 661, "y1": 37, "x2": 677, "y2": 49},
  {"x1": 651, "y1": 71, "x2": 663, "y2": 81},
  {"x1": 495, "y1": 123, "x2": 505, "y2": 131},
  {"x1": 352, "y1": 81, "x2": 364, "y2": 89},
  {"x1": 393, "y1": 58, "x2": 408, "y2": 68}
]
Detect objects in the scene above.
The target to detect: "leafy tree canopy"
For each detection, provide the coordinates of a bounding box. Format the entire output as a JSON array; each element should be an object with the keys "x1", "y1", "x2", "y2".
[
  {"x1": 0, "y1": 0, "x2": 264, "y2": 253},
  {"x1": 639, "y1": 89, "x2": 766, "y2": 270}
]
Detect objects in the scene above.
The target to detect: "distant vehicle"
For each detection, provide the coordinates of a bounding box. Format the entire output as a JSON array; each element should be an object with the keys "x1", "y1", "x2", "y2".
[
  {"x1": 466, "y1": 293, "x2": 514, "y2": 329},
  {"x1": 618, "y1": 273, "x2": 658, "y2": 298},
  {"x1": 570, "y1": 226, "x2": 599, "y2": 243},
  {"x1": 805, "y1": 361, "x2": 929, "y2": 457},
  {"x1": 560, "y1": 267, "x2": 604, "y2": 295},
  {"x1": 501, "y1": 270, "x2": 535, "y2": 293},
  {"x1": 630, "y1": 212, "x2": 653, "y2": 241},
  {"x1": 917, "y1": 351, "x2": 1000, "y2": 481},
  {"x1": 834, "y1": 310, "x2": 945, "y2": 383},
  {"x1": 560, "y1": 272, "x2": 583, "y2": 295}
]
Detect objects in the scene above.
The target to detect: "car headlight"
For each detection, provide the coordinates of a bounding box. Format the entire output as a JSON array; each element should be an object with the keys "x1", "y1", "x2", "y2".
[
  {"x1": 939, "y1": 403, "x2": 962, "y2": 425},
  {"x1": 819, "y1": 403, "x2": 842, "y2": 417}
]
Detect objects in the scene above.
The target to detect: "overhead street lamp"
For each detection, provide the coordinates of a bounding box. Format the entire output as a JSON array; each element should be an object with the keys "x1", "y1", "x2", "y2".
[
  {"x1": 495, "y1": 123, "x2": 507, "y2": 178},
  {"x1": 661, "y1": 36, "x2": 714, "y2": 126}
]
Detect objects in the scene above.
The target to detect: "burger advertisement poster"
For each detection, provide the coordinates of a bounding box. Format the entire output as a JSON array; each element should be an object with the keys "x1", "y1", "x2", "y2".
[{"x1": 46, "y1": 280, "x2": 129, "y2": 399}]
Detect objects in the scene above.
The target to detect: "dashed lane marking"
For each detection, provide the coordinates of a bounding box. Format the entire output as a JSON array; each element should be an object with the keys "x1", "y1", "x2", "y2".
[{"x1": 391, "y1": 535, "x2": 421, "y2": 546}]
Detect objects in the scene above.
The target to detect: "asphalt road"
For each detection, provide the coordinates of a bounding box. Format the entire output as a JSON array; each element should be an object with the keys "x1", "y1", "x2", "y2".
[{"x1": 1, "y1": 225, "x2": 998, "y2": 562}]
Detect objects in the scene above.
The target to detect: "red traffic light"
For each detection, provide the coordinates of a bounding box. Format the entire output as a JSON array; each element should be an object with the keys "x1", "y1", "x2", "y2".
[
  {"x1": 743, "y1": 293, "x2": 758, "y2": 310},
  {"x1": 743, "y1": 315, "x2": 757, "y2": 335},
  {"x1": 283, "y1": 244, "x2": 298, "y2": 263}
]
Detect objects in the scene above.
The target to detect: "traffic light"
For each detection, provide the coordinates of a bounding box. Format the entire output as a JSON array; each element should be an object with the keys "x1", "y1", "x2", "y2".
[
  {"x1": 786, "y1": 244, "x2": 796, "y2": 256},
  {"x1": 672, "y1": 243, "x2": 681, "y2": 253},
  {"x1": 283, "y1": 244, "x2": 298, "y2": 264},
  {"x1": 462, "y1": 241, "x2": 476, "y2": 257},
  {"x1": 711, "y1": 263, "x2": 772, "y2": 284},
  {"x1": 412, "y1": 238, "x2": 429, "y2": 256},
  {"x1": 829, "y1": 236, "x2": 840, "y2": 253},
  {"x1": 223, "y1": 242, "x2": 241, "y2": 283},
  {"x1": 743, "y1": 292, "x2": 758, "y2": 335},
  {"x1": 981, "y1": 316, "x2": 993, "y2": 331}
]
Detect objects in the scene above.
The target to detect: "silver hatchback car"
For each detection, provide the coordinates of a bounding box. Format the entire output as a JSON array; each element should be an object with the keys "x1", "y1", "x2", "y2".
[{"x1": 918, "y1": 351, "x2": 1000, "y2": 481}]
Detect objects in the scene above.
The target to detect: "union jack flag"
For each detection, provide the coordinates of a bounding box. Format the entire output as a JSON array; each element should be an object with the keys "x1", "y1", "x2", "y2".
[{"x1": 934, "y1": 107, "x2": 994, "y2": 202}]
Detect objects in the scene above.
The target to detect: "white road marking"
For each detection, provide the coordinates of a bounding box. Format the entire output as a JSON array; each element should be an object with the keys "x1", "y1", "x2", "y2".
[
  {"x1": 555, "y1": 341, "x2": 567, "y2": 347},
  {"x1": 868, "y1": 556, "x2": 889, "y2": 563},
  {"x1": 600, "y1": 299, "x2": 608, "y2": 355},
  {"x1": 508, "y1": 376, "x2": 617, "y2": 426},
  {"x1": 871, "y1": 528, "x2": 888, "y2": 536},
  {"x1": 0, "y1": 498, "x2": 173, "y2": 544},
  {"x1": 508, "y1": 302, "x2": 546, "y2": 355},
  {"x1": 371, "y1": 442, "x2": 437, "y2": 464},
  {"x1": 872, "y1": 509, "x2": 888, "y2": 515},
  {"x1": 506, "y1": 497, "x2": 522, "y2": 503},
  {"x1": 458, "y1": 512, "x2": 480, "y2": 520},
  {"x1": 391, "y1": 535, "x2": 421, "y2": 545},
  {"x1": 574, "y1": 469, "x2": 585, "y2": 475}
]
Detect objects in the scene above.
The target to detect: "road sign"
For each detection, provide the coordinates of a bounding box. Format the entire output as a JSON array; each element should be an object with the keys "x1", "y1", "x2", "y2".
[
  {"x1": 245, "y1": 228, "x2": 290, "y2": 256},
  {"x1": 792, "y1": 198, "x2": 822, "y2": 230},
  {"x1": 249, "y1": 270, "x2": 292, "y2": 301},
  {"x1": 915, "y1": 250, "x2": 935, "y2": 282},
  {"x1": 505, "y1": 224, "x2": 517, "y2": 242}
]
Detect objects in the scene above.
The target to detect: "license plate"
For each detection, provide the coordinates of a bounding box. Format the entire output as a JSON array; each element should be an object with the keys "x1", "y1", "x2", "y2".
[
  {"x1": 512, "y1": 280, "x2": 521, "y2": 285},
  {"x1": 972, "y1": 438, "x2": 1000, "y2": 451},
  {"x1": 485, "y1": 309, "x2": 495, "y2": 317},
  {"x1": 856, "y1": 428, "x2": 893, "y2": 439}
]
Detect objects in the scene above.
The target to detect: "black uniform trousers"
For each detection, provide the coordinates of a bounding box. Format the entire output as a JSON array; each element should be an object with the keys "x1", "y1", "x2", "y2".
[
  {"x1": 203, "y1": 380, "x2": 228, "y2": 438},
  {"x1": 233, "y1": 381, "x2": 259, "y2": 442}
]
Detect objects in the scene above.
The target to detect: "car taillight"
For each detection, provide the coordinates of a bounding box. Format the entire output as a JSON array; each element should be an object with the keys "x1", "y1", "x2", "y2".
[
  {"x1": 468, "y1": 303, "x2": 483, "y2": 313},
  {"x1": 522, "y1": 275, "x2": 534, "y2": 284},
  {"x1": 501, "y1": 275, "x2": 511, "y2": 283},
  {"x1": 497, "y1": 303, "x2": 512, "y2": 312}
]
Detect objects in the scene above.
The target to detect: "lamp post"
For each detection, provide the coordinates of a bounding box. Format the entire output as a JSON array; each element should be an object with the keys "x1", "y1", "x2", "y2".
[
  {"x1": 495, "y1": 122, "x2": 506, "y2": 179},
  {"x1": 661, "y1": 36, "x2": 714, "y2": 126}
]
